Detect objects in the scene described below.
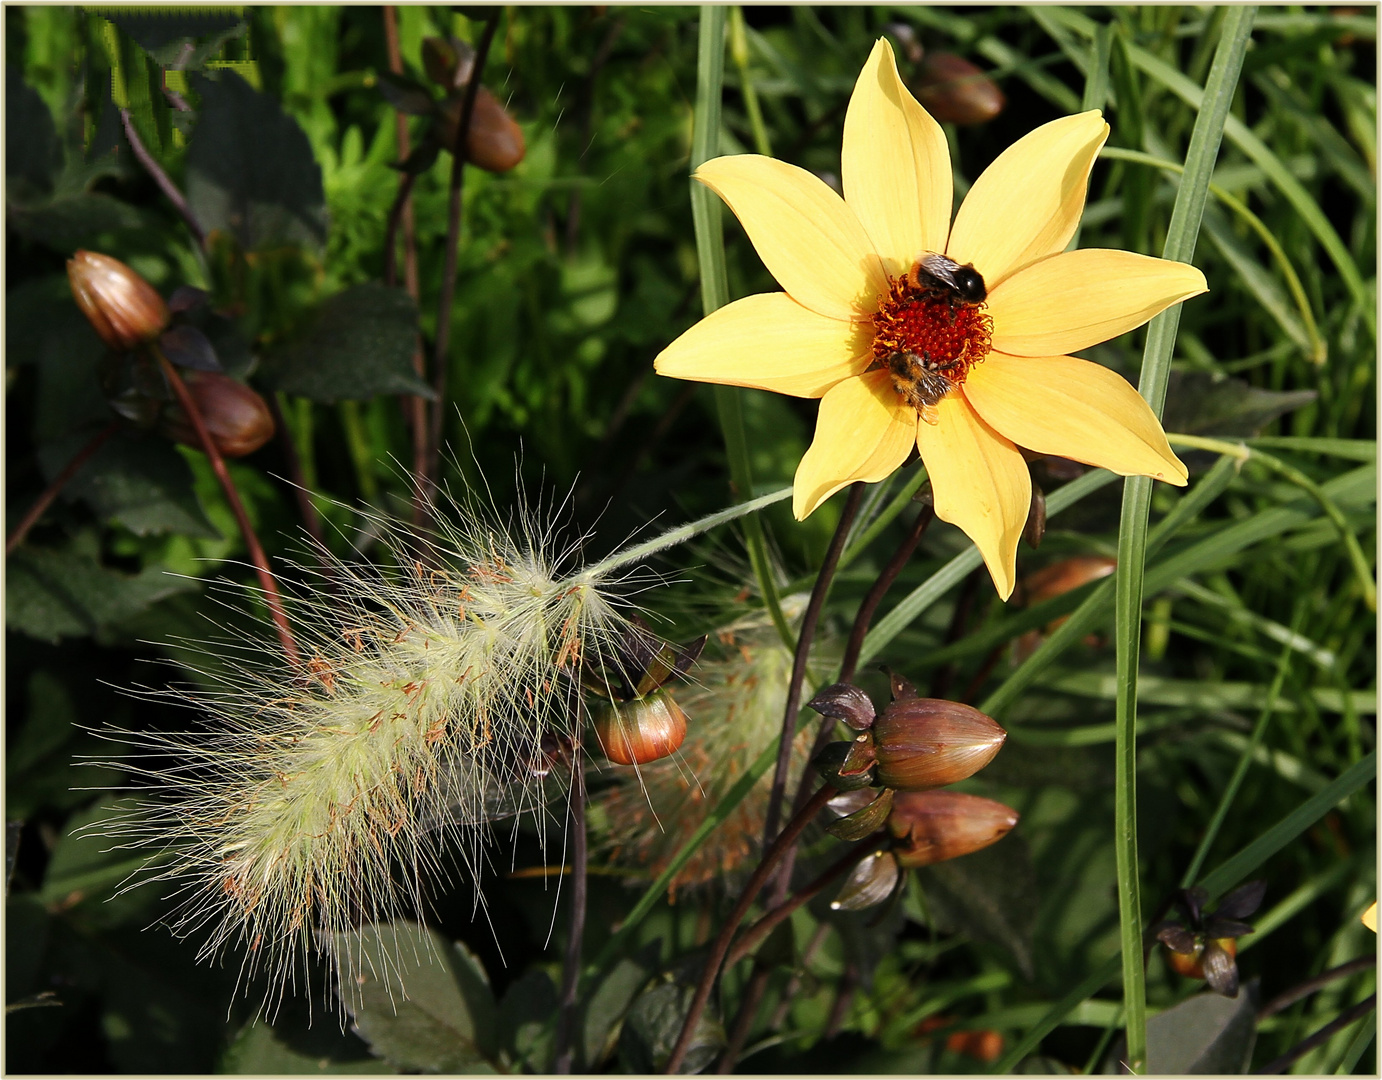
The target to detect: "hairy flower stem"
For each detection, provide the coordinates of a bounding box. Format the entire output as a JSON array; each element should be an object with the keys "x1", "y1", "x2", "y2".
[
  {"x1": 7, "y1": 421, "x2": 119, "y2": 556},
  {"x1": 553, "y1": 745, "x2": 588, "y2": 1074},
  {"x1": 155, "y1": 352, "x2": 300, "y2": 667},
  {"x1": 759, "y1": 483, "x2": 864, "y2": 852},
  {"x1": 423, "y1": 12, "x2": 500, "y2": 512},
  {"x1": 119, "y1": 108, "x2": 206, "y2": 249},
  {"x1": 839, "y1": 501, "x2": 934, "y2": 683},
  {"x1": 663, "y1": 784, "x2": 838, "y2": 1075}
]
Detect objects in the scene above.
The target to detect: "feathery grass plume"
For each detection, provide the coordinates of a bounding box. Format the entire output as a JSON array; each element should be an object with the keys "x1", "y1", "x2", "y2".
[
  {"x1": 93, "y1": 484, "x2": 668, "y2": 1014},
  {"x1": 595, "y1": 598, "x2": 826, "y2": 897}
]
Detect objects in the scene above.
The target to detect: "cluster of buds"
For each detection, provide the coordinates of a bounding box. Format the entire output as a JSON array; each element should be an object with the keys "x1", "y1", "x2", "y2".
[
  {"x1": 584, "y1": 619, "x2": 706, "y2": 766},
  {"x1": 808, "y1": 673, "x2": 1018, "y2": 910},
  {"x1": 1154, "y1": 881, "x2": 1265, "y2": 997},
  {"x1": 379, "y1": 36, "x2": 526, "y2": 176},
  {"x1": 67, "y1": 251, "x2": 274, "y2": 458}
]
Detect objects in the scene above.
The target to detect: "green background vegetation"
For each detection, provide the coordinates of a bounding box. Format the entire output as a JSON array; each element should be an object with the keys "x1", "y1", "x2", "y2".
[{"x1": 5, "y1": 5, "x2": 1375, "y2": 1074}]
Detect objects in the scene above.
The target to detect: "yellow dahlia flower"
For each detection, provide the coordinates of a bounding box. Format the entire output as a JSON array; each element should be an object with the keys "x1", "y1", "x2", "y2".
[{"x1": 655, "y1": 38, "x2": 1204, "y2": 599}]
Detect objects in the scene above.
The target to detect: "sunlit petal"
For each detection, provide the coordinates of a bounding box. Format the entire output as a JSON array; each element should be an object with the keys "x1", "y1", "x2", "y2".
[
  {"x1": 987, "y1": 249, "x2": 1208, "y2": 356},
  {"x1": 916, "y1": 394, "x2": 1030, "y2": 600},
  {"x1": 793, "y1": 370, "x2": 917, "y2": 519},
  {"x1": 654, "y1": 293, "x2": 870, "y2": 398},
  {"x1": 946, "y1": 111, "x2": 1109, "y2": 287},
  {"x1": 842, "y1": 38, "x2": 951, "y2": 275},
  {"x1": 965, "y1": 353, "x2": 1188, "y2": 485},
  {"x1": 695, "y1": 155, "x2": 889, "y2": 321}
]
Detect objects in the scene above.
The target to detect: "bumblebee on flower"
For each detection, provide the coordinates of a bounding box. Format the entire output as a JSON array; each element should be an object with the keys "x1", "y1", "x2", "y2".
[{"x1": 656, "y1": 38, "x2": 1205, "y2": 600}]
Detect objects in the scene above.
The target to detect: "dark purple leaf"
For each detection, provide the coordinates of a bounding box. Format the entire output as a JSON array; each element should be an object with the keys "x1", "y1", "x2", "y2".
[
  {"x1": 1214, "y1": 880, "x2": 1266, "y2": 920},
  {"x1": 158, "y1": 325, "x2": 220, "y2": 371}
]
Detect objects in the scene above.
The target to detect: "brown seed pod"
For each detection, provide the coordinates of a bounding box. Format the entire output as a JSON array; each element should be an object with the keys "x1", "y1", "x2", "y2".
[
  {"x1": 439, "y1": 86, "x2": 526, "y2": 173},
  {"x1": 158, "y1": 370, "x2": 276, "y2": 458},
  {"x1": 872, "y1": 698, "x2": 1006, "y2": 791},
  {"x1": 593, "y1": 692, "x2": 688, "y2": 766},
  {"x1": 67, "y1": 250, "x2": 170, "y2": 350},
  {"x1": 912, "y1": 53, "x2": 1005, "y2": 126},
  {"x1": 888, "y1": 789, "x2": 1019, "y2": 867}
]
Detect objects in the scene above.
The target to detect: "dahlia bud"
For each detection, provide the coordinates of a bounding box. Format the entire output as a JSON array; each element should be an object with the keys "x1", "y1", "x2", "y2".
[
  {"x1": 912, "y1": 53, "x2": 1005, "y2": 126},
  {"x1": 592, "y1": 692, "x2": 687, "y2": 766},
  {"x1": 158, "y1": 371, "x2": 275, "y2": 458},
  {"x1": 1023, "y1": 555, "x2": 1118, "y2": 607},
  {"x1": 67, "y1": 250, "x2": 170, "y2": 350},
  {"x1": 872, "y1": 698, "x2": 1006, "y2": 791},
  {"x1": 439, "y1": 86, "x2": 526, "y2": 173},
  {"x1": 887, "y1": 790, "x2": 1019, "y2": 868}
]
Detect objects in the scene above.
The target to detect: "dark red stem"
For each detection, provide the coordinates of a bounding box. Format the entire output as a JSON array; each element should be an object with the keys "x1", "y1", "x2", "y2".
[{"x1": 7, "y1": 421, "x2": 120, "y2": 556}]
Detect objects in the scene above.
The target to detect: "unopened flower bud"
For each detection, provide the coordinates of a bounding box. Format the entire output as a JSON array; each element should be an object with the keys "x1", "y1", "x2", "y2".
[
  {"x1": 1023, "y1": 555, "x2": 1118, "y2": 607},
  {"x1": 439, "y1": 86, "x2": 526, "y2": 172},
  {"x1": 872, "y1": 698, "x2": 1006, "y2": 791},
  {"x1": 67, "y1": 250, "x2": 170, "y2": 350},
  {"x1": 888, "y1": 790, "x2": 1019, "y2": 868},
  {"x1": 1162, "y1": 936, "x2": 1240, "y2": 996},
  {"x1": 159, "y1": 371, "x2": 275, "y2": 458},
  {"x1": 593, "y1": 692, "x2": 687, "y2": 766},
  {"x1": 912, "y1": 53, "x2": 1005, "y2": 126}
]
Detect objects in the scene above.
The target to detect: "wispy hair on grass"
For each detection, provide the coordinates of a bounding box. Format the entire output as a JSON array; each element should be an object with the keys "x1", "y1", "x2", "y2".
[{"x1": 92, "y1": 485, "x2": 661, "y2": 1014}]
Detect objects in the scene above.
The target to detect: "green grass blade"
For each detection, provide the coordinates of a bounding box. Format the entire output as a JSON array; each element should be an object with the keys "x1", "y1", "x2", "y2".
[
  {"x1": 1111, "y1": 9, "x2": 1255, "y2": 1069},
  {"x1": 689, "y1": 4, "x2": 792, "y2": 649}
]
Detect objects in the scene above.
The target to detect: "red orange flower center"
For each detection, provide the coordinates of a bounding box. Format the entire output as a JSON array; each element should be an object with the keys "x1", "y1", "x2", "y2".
[{"x1": 870, "y1": 276, "x2": 993, "y2": 420}]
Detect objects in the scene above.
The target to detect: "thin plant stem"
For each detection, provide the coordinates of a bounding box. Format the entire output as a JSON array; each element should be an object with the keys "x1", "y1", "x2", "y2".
[
  {"x1": 553, "y1": 746, "x2": 588, "y2": 1074},
  {"x1": 690, "y1": 2, "x2": 791, "y2": 650},
  {"x1": 378, "y1": 3, "x2": 431, "y2": 525},
  {"x1": 1259, "y1": 958, "x2": 1377, "y2": 1020},
  {"x1": 767, "y1": 923, "x2": 830, "y2": 1030},
  {"x1": 264, "y1": 394, "x2": 334, "y2": 584},
  {"x1": 423, "y1": 12, "x2": 501, "y2": 502},
  {"x1": 725, "y1": 838, "x2": 880, "y2": 970},
  {"x1": 1111, "y1": 11, "x2": 1255, "y2": 1070},
  {"x1": 119, "y1": 108, "x2": 205, "y2": 249},
  {"x1": 1257, "y1": 994, "x2": 1376, "y2": 1074},
  {"x1": 839, "y1": 503, "x2": 934, "y2": 684},
  {"x1": 760, "y1": 483, "x2": 864, "y2": 852},
  {"x1": 7, "y1": 421, "x2": 120, "y2": 555},
  {"x1": 155, "y1": 350, "x2": 300, "y2": 668},
  {"x1": 728, "y1": 7, "x2": 772, "y2": 157},
  {"x1": 663, "y1": 784, "x2": 839, "y2": 1074},
  {"x1": 717, "y1": 967, "x2": 770, "y2": 1073}
]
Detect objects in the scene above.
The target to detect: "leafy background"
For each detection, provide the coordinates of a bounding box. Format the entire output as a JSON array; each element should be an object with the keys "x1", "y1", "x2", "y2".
[{"x1": 5, "y1": 5, "x2": 1375, "y2": 1074}]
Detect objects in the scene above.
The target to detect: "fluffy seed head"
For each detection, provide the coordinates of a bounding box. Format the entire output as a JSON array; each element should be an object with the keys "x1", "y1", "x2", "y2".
[{"x1": 93, "y1": 486, "x2": 654, "y2": 1013}]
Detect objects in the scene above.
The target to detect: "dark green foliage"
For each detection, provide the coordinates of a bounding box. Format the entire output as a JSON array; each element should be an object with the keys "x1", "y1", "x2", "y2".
[{"x1": 5, "y1": 5, "x2": 1374, "y2": 1074}]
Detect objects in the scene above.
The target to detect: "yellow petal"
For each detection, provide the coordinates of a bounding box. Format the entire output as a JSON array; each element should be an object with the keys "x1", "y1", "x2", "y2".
[
  {"x1": 1363, "y1": 902, "x2": 1377, "y2": 933},
  {"x1": 793, "y1": 370, "x2": 916, "y2": 519},
  {"x1": 654, "y1": 293, "x2": 870, "y2": 398},
  {"x1": 946, "y1": 111, "x2": 1109, "y2": 287},
  {"x1": 695, "y1": 155, "x2": 889, "y2": 321},
  {"x1": 987, "y1": 249, "x2": 1208, "y2": 356},
  {"x1": 964, "y1": 353, "x2": 1189, "y2": 485},
  {"x1": 842, "y1": 38, "x2": 951, "y2": 276},
  {"x1": 916, "y1": 393, "x2": 1029, "y2": 600}
]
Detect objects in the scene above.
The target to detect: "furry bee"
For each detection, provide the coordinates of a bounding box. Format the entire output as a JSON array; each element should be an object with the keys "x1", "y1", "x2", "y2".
[
  {"x1": 906, "y1": 252, "x2": 987, "y2": 305},
  {"x1": 885, "y1": 253, "x2": 989, "y2": 416}
]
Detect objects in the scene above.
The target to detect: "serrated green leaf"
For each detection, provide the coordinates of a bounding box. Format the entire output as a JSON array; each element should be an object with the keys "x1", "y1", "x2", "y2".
[
  {"x1": 335, "y1": 921, "x2": 498, "y2": 1074},
  {"x1": 497, "y1": 968, "x2": 558, "y2": 1073},
  {"x1": 580, "y1": 941, "x2": 658, "y2": 1069},
  {"x1": 618, "y1": 979, "x2": 725, "y2": 1075},
  {"x1": 6, "y1": 69, "x2": 62, "y2": 202},
  {"x1": 262, "y1": 283, "x2": 430, "y2": 402},
  {"x1": 38, "y1": 431, "x2": 220, "y2": 538},
  {"x1": 6, "y1": 543, "x2": 200, "y2": 642},
  {"x1": 8, "y1": 193, "x2": 155, "y2": 253},
  {"x1": 186, "y1": 70, "x2": 327, "y2": 251},
  {"x1": 220, "y1": 1019, "x2": 392, "y2": 1075},
  {"x1": 917, "y1": 834, "x2": 1037, "y2": 980}
]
